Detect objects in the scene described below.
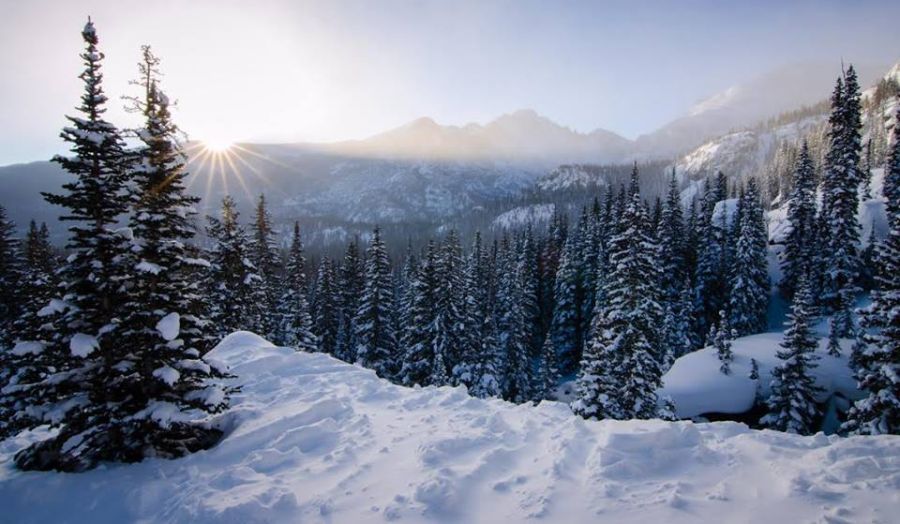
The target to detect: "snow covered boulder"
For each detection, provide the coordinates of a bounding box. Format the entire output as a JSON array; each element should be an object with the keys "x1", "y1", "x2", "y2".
[{"x1": 661, "y1": 332, "x2": 861, "y2": 421}]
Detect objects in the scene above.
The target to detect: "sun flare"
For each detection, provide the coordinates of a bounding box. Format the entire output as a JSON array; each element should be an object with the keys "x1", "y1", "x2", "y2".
[{"x1": 203, "y1": 138, "x2": 234, "y2": 152}]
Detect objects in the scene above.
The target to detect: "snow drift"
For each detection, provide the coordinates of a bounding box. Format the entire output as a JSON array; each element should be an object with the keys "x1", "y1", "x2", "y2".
[{"x1": 1, "y1": 331, "x2": 898, "y2": 523}]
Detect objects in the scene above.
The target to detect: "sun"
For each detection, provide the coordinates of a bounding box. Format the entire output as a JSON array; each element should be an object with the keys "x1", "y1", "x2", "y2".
[{"x1": 203, "y1": 138, "x2": 234, "y2": 152}]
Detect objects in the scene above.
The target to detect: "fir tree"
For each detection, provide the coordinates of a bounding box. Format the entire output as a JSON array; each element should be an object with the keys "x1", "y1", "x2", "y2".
[
  {"x1": 843, "y1": 105, "x2": 900, "y2": 435},
  {"x1": 110, "y1": 46, "x2": 226, "y2": 462},
  {"x1": 549, "y1": 232, "x2": 584, "y2": 374},
  {"x1": 10, "y1": 221, "x2": 57, "y2": 343},
  {"x1": 659, "y1": 169, "x2": 686, "y2": 303},
  {"x1": 13, "y1": 20, "x2": 136, "y2": 471},
  {"x1": 821, "y1": 68, "x2": 862, "y2": 354},
  {"x1": 780, "y1": 141, "x2": 818, "y2": 298},
  {"x1": 250, "y1": 194, "x2": 280, "y2": 339},
  {"x1": 311, "y1": 258, "x2": 340, "y2": 355},
  {"x1": 431, "y1": 231, "x2": 465, "y2": 385},
  {"x1": 710, "y1": 311, "x2": 734, "y2": 375},
  {"x1": 277, "y1": 222, "x2": 317, "y2": 351},
  {"x1": 728, "y1": 179, "x2": 769, "y2": 336},
  {"x1": 336, "y1": 239, "x2": 363, "y2": 362},
  {"x1": 206, "y1": 196, "x2": 261, "y2": 336},
  {"x1": 354, "y1": 227, "x2": 398, "y2": 378},
  {"x1": 456, "y1": 232, "x2": 503, "y2": 397},
  {"x1": 0, "y1": 206, "x2": 20, "y2": 346},
  {"x1": 534, "y1": 336, "x2": 559, "y2": 401},
  {"x1": 398, "y1": 241, "x2": 438, "y2": 386},
  {"x1": 573, "y1": 192, "x2": 664, "y2": 420},
  {"x1": 761, "y1": 276, "x2": 822, "y2": 435},
  {"x1": 495, "y1": 240, "x2": 531, "y2": 402},
  {"x1": 693, "y1": 174, "x2": 729, "y2": 343}
]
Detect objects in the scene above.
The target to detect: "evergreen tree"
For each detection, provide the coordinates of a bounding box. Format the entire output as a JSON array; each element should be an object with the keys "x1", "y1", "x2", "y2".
[
  {"x1": 495, "y1": 248, "x2": 531, "y2": 403},
  {"x1": 250, "y1": 194, "x2": 280, "y2": 338},
  {"x1": 0, "y1": 206, "x2": 20, "y2": 346},
  {"x1": 549, "y1": 232, "x2": 583, "y2": 374},
  {"x1": 311, "y1": 258, "x2": 340, "y2": 355},
  {"x1": 276, "y1": 222, "x2": 317, "y2": 351},
  {"x1": 534, "y1": 336, "x2": 559, "y2": 401},
  {"x1": 0, "y1": 220, "x2": 53, "y2": 438},
  {"x1": 398, "y1": 241, "x2": 438, "y2": 386},
  {"x1": 821, "y1": 69, "x2": 862, "y2": 354},
  {"x1": 206, "y1": 196, "x2": 261, "y2": 336},
  {"x1": 431, "y1": 231, "x2": 465, "y2": 385},
  {"x1": 456, "y1": 232, "x2": 503, "y2": 397},
  {"x1": 10, "y1": 221, "x2": 57, "y2": 343},
  {"x1": 728, "y1": 179, "x2": 769, "y2": 336},
  {"x1": 354, "y1": 227, "x2": 398, "y2": 378},
  {"x1": 780, "y1": 141, "x2": 818, "y2": 298},
  {"x1": 336, "y1": 239, "x2": 363, "y2": 362},
  {"x1": 573, "y1": 192, "x2": 664, "y2": 420},
  {"x1": 843, "y1": 105, "x2": 900, "y2": 435},
  {"x1": 761, "y1": 276, "x2": 822, "y2": 435},
  {"x1": 693, "y1": 175, "x2": 729, "y2": 342},
  {"x1": 13, "y1": 20, "x2": 137, "y2": 471},
  {"x1": 659, "y1": 169, "x2": 686, "y2": 303},
  {"x1": 710, "y1": 311, "x2": 734, "y2": 375},
  {"x1": 520, "y1": 224, "x2": 543, "y2": 359},
  {"x1": 110, "y1": 46, "x2": 226, "y2": 462}
]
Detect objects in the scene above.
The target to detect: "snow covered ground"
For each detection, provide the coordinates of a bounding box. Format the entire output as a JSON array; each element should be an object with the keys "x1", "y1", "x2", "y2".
[{"x1": 1, "y1": 331, "x2": 898, "y2": 523}]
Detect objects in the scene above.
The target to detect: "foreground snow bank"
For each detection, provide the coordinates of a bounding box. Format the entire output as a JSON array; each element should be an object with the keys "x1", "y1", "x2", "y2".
[{"x1": 1, "y1": 331, "x2": 898, "y2": 523}]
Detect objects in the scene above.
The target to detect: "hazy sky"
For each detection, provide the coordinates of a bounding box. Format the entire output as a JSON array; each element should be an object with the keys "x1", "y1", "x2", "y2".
[{"x1": 1, "y1": 0, "x2": 899, "y2": 165}]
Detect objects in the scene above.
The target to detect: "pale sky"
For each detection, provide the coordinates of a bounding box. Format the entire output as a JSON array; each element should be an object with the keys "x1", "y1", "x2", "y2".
[{"x1": 1, "y1": 0, "x2": 899, "y2": 165}]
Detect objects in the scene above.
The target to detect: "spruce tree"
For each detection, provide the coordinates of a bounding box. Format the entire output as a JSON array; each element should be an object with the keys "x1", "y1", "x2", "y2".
[
  {"x1": 398, "y1": 241, "x2": 438, "y2": 386},
  {"x1": 821, "y1": 69, "x2": 862, "y2": 354},
  {"x1": 659, "y1": 169, "x2": 686, "y2": 303},
  {"x1": 728, "y1": 179, "x2": 769, "y2": 336},
  {"x1": 0, "y1": 205, "x2": 20, "y2": 346},
  {"x1": 780, "y1": 141, "x2": 818, "y2": 298},
  {"x1": 549, "y1": 232, "x2": 583, "y2": 374},
  {"x1": 0, "y1": 220, "x2": 52, "y2": 438},
  {"x1": 432, "y1": 231, "x2": 465, "y2": 385},
  {"x1": 206, "y1": 196, "x2": 261, "y2": 336},
  {"x1": 354, "y1": 227, "x2": 398, "y2": 378},
  {"x1": 573, "y1": 192, "x2": 664, "y2": 420},
  {"x1": 277, "y1": 222, "x2": 317, "y2": 351},
  {"x1": 13, "y1": 20, "x2": 137, "y2": 471},
  {"x1": 711, "y1": 311, "x2": 735, "y2": 375},
  {"x1": 496, "y1": 250, "x2": 531, "y2": 403},
  {"x1": 761, "y1": 276, "x2": 822, "y2": 435},
  {"x1": 336, "y1": 239, "x2": 363, "y2": 362},
  {"x1": 843, "y1": 105, "x2": 900, "y2": 435},
  {"x1": 534, "y1": 336, "x2": 559, "y2": 401},
  {"x1": 250, "y1": 194, "x2": 280, "y2": 339},
  {"x1": 10, "y1": 221, "x2": 57, "y2": 343},
  {"x1": 693, "y1": 175, "x2": 729, "y2": 342},
  {"x1": 111, "y1": 46, "x2": 227, "y2": 462},
  {"x1": 456, "y1": 232, "x2": 503, "y2": 397},
  {"x1": 311, "y1": 258, "x2": 340, "y2": 355}
]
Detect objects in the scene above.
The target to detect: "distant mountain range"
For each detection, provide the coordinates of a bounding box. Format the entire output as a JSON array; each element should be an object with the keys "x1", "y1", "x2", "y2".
[{"x1": 0, "y1": 60, "x2": 896, "y2": 244}]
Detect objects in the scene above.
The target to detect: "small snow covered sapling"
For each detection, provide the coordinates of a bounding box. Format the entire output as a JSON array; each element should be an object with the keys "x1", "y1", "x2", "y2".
[
  {"x1": 762, "y1": 276, "x2": 822, "y2": 435},
  {"x1": 711, "y1": 311, "x2": 734, "y2": 375}
]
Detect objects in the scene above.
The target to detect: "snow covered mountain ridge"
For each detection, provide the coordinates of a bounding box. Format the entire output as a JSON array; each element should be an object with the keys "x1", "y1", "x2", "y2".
[{"x1": 2, "y1": 331, "x2": 897, "y2": 523}]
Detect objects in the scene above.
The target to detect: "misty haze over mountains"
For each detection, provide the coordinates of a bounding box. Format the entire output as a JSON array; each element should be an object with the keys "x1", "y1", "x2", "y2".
[{"x1": 0, "y1": 59, "x2": 895, "y2": 244}]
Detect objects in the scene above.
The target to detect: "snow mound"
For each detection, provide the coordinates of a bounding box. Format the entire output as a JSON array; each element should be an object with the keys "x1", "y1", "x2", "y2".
[
  {"x1": 661, "y1": 332, "x2": 861, "y2": 420},
  {"x1": 2, "y1": 334, "x2": 899, "y2": 523}
]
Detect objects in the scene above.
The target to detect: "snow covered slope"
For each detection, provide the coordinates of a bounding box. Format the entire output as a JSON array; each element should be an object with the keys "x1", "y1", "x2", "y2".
[{"x1": 2, "y1": 332, "x2": 898, "y2": 523}]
